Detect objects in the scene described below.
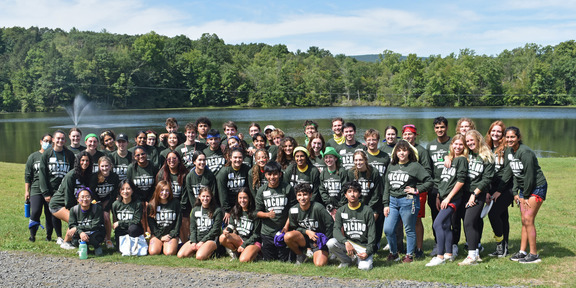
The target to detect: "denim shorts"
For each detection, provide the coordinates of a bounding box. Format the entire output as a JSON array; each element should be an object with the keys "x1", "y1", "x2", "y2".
[{"x1": 519, "y1": 182, "x2": 547, "y2": 201}]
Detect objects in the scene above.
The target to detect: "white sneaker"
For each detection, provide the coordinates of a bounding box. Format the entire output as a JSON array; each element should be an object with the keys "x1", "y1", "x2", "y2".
[
  {"x1": 60, "y1": 242, "x2": 75, "y2": 250},
  {"x1": 383, "y1": 244, "x2": 390, "y2": 251},
  {"x1": 306, "y1": 248, "x2": 314, "y2": 258},
  {"x1": 338, "y1": 262, "x2": 350, "y2": 268},
  {"x1": 56, "y1": 237, "x2": 64, "y2": 245},
  {"x1": 426, "y1": 256, "x2": 446, "y2": 267},
  {"x1": 225, "y1": 248, "x2": 237, "y2": 260},
  {"x1": 444, "y1": 253, "x2": 455, "y2": 262},
  {"x1": 458, "y1": 256, "x2": 478, "y2": 266}
]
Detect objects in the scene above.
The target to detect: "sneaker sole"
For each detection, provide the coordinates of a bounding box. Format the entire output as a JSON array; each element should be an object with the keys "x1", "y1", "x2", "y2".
[
  {"x1": 519, "y1": 259, "x2": 542, "y2": 264},
  {"x1": 425, "y1": 262, "x2": 445, "y2": 267}
]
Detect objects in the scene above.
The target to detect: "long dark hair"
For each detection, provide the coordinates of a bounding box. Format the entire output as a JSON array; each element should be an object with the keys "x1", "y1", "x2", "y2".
[
  {"x1": 116, "y1": 179, "x2": 137, "y2": 202},
  {"x1": 277, "y1": 136, "x2": 297, "y2": 169},
  {"x1": 194, "y1": 186, "x2": 216, "y2": 218},
  {"x1": 74, "y1": 151, "x2": 93, "y2": 186},
  {"x1": 252, "y1": 149, "x2": 269, "y2": 191},
  {"x1": 306, "y1": 132, "x2": 325, "y2": 160},
  {"x1": 290, "y1": 147, "x2": 312, "y2": 184},
  {"x1": 230, "y1": 187, "x2": 256, "y2": 222},
  {"x1": 505, "y1": 126, "x2": 523, "y2": 145},
  {"x1": 224, "y1": 147, "x2": 246, "y2": 167},
  {"x1": 351, "y1": 150, "x2": 372, "y2": 189},
  {"x1": 159, "y1": 151, "x2": 188, "y2": 186},
  {"x1": 390, "y1": 139, "x2": 418, "y2": 165}
]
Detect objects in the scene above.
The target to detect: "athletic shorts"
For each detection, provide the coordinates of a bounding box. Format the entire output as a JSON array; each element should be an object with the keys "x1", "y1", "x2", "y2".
[
  {"x1": 418, "y1": 192, "x2": 427, "y2": 218},
  {"x1": 519, "y1": 182, "x2": 547, "y2": 201},
  {"x1": 49, "y1": 204, "x2": 64, "y2": 215}
]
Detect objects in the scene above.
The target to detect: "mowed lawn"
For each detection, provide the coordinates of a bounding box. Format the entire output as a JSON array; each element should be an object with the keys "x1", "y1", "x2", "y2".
[{"x1": 1, "y1": 158, "x2": 575, "y2": 287}]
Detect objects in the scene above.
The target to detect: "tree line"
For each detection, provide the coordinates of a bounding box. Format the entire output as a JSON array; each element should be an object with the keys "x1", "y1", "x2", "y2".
[{"x1": 0, "y1": 26, "x2": 575, "y2": 112}]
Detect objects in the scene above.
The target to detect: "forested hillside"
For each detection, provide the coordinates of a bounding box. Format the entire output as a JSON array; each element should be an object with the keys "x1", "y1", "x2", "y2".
[{"x1": 0, "y1": 26, "x2": 574, "y2": 112}]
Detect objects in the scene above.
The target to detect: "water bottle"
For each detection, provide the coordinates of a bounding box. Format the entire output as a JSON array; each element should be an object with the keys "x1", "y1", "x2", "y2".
[
  {"x1": 79, "y1": 241, "x2": 88, "y2": 259},
  {"x1": 24, "y1": 199, "x2": 30, "y2": 218}
]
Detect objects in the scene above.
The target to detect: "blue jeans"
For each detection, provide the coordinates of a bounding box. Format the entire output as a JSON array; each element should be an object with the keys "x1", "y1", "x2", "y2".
[{"x1": 384, "y1": 196, "x2": 419, "y2": 255}]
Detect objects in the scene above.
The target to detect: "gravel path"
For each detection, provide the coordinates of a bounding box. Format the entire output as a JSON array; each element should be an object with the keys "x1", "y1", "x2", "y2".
[{"x1": 0, "y1": 250, "x2": 504, "y2": 287}]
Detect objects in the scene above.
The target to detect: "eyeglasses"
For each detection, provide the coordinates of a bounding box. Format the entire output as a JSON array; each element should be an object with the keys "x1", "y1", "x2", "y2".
[
  {"x1": 79, "y1": 196, "x2": 91, "y2": 200},
  {"x1": 134, "y1": 153, "x2": 146, "y2": 158}
]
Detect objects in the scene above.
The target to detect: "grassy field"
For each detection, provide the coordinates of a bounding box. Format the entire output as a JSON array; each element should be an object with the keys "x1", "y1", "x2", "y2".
[{"x1": 1, "y1": 158, "x2": 575, "y2": 287}]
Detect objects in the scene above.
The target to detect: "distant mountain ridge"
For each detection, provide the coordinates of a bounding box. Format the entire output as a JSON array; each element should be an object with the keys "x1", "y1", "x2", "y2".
[{"x1": 350, "y1": 54, "x2": 423, "y2": 62}]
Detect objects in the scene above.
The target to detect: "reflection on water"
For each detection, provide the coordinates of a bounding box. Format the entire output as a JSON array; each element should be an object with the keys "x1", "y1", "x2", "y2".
[{"x1": 1, "y1": 106, "x2": 575, "y2": 163}]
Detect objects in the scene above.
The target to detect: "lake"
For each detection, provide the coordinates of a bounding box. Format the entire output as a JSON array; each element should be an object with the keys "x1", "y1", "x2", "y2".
[{"x1": 1, "y1": 106, "x2": 575, "y2": 164}]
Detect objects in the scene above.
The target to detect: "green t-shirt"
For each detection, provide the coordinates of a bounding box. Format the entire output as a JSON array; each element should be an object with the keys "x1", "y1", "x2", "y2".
[
  {"x1": 216, "y1": 165, "x2": 250, "y2": 212},
  {"x1": 333, "y1": 203, "x2": 376, "y2": 256},
  {"x1": 346, "y1": 166, "x2": 384, "y2": 211},
  {"x1": 427, "y1": 137, "x2": 451, "y2": 188},
  {"x1": 126, "y1": 163, "x2": 158, "y2": 202},
  {"x1": 319, "y1": 167, "x2": 348, "y2": 209},
  {"x1": 255, "y1": 182, "x2": 296, "y2": 236},
  {"x1": 438, "y1": 156, "x2": 468, "y2": 200},
  {"x1": 227, "y1": 210, "x2": 261, "y2": 248},
  {"x1": 288, "y1": 202, "x2": 334, "y2": 238},
  {"x1": 190, "y1": 206, "x2": 223, "y2": 243},
  {"x1": 284, "y1": 163, "x2": 321, "y2": 203},
  {"x1": 182, "y1": 168, "x2": 216, "y2": 211},
  {"x1": 39, "y1": 147, "x2": 75, "y2": 197},
  {"x1": 111, "y1": 199, "x2": 143, "y2": 234},
  {"x1": 110, "y1": 151, "x2": 132, "y2": 181},
  {"x1": 25, "y1": 151, "x2": 43, "y2": 196},
  {"x1": 383, "y1": 161, "x2": 434, "y2": 207},
  {"x1": 203, "y1": 147, "x2": 226, "y2": 176},
  {"x1": 147, "y1": 198, "x2": 181, "y2": 238},
  {"x1": 502, "y1": 144, "x2": 547, "y2": 198}
]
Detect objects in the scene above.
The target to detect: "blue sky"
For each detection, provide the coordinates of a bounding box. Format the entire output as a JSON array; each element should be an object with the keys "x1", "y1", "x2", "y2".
[{"x1": 1, "y1": 0, "x2": 575, "y2": 56}]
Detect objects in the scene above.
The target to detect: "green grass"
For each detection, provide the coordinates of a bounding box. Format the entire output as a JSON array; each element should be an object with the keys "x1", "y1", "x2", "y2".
[{"x1": 2, "y1": 159, "x2": 575, "y2": 287}]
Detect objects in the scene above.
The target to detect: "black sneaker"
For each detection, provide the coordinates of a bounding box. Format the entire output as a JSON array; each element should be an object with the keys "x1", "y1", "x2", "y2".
[
  {"x1": 490, "y1": 241, "x2": 509, "y2": 258},
  {"x1": 510, "y1": 251, "x2": 527, "y2": 261},
  {"x1": 519, "y1": 253, "x2": 541, "y2": 264},
  {"x1": 28, "y1": 236, "x2": 35, "y2": 242},
  {"x1": 415, "y1": 249, "x2": 424, "y2": 259}
]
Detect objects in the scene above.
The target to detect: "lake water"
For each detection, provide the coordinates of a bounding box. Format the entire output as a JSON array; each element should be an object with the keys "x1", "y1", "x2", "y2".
[{"x1": 1, "y1": 106, "x2": 575, "y2": 164}]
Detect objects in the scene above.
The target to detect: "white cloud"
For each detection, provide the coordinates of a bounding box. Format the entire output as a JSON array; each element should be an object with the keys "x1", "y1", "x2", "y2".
[{"x1": 0, "y1": 0, "x2": 574, "y2": 56}]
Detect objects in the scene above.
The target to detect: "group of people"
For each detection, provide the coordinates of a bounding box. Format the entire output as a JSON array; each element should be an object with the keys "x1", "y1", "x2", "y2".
[{"x1": 24, "y1": 115, "x2": 547, "y2": 268}]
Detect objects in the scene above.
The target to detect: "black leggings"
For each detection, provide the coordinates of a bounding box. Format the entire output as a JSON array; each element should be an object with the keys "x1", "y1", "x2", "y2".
[
  {"x1": 29, "y1": 194, "x2": 61, "y2": 238},
  {"x1": 427, "y1": 188, "x2": 440, "y2": 242},
  {"x1": 488, "y1": 190, "x2": 513, "y2": 243},
  {"x1": 433, "y1": 198, "x2": 461, "y2": 255},
  {"x1": 451, "y1": 198, "x2": 466, "y2": 245},
  {"x1": 463, "y1": 196, "x2": 485, "y2": 251}
]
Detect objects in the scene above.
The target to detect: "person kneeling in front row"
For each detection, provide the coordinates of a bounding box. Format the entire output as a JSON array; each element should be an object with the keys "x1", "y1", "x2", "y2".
[{"x1": 327, "y1": 181, "x2": 377, "y2": 270}]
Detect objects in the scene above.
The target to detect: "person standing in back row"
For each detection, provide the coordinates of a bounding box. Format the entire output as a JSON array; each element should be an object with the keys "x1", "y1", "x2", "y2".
[
  {"x1": 427, "y1": 117, "x2": 451, "y2": 256},
  {"x1": 325, "y1": 117, "x2": 345, "y2": 148},
  {"x1": 337, "y1": 122, "x2": 364, "y2": 170},
  {"x1": 40, "y1": 130, "x2": 76, "y2": 246},
  {"x1": 401, "y1": 124, "x2": 432, "y2": 258}
]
